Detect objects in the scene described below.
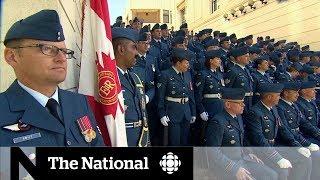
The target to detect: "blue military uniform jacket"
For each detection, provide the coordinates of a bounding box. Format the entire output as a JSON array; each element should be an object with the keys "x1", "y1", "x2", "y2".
[
  {"x1": 245, "y1": 101, "x2": 285, "y2": 163},
  {"x1": 277, "y1": 99, "x2": 311, "y2": 147},
  {"x1": 205, "y1": 110, "x2": 247, "y2": 176},
  {"x1": 131, "y1": 54, "x2": 158, "y2": 102},
  {"x1": 296, "y1": 97, "x2": 320, "y2": 140},
  {"x1": 118, "y1": 69, "x2": 148, "y2": 146},
  {"x1": 148, "y1": 39, "x2": 171, "y2": 71},
  {"x1": 225, "y1": 64, "x2": 254, "y2": 111},
  {"x1": 0, "y1": 80, "x2": 104, "y2": 146},
  {"x1": 275, "y1": 71, "x2": 294, "y2": 83},
  {"x1": 157, "y1": 67, "x2": 196, "y2": 122},
  {"x1": 194, "y1": 68, "x2": 224, "y2": 118}
]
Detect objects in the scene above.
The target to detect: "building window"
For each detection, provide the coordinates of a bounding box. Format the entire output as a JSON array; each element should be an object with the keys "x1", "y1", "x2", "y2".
[
  {"x1": 163, "y1": 10, "x2": 170, "y2": 23},
  {"x1": 211, "y1": 0, "x2": 219, "y2": 13}
]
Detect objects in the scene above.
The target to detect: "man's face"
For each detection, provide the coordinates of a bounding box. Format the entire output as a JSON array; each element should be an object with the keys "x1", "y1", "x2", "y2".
[
  {"x1": 137, "y1": 41, "x2": 150, "y2": 54},
  {"x1": 221, "y1": 41, "x2": 230, "y2": 49},
  {"x1": 246, "y1": 39, "x2": 253, "y2": 45},
  {"x1": 302, "y1": 56, "x2": 310, "y2": 63},
  {"x1": 210, "y1": 57, "x2": 221, "y2": 68},
  {"x1": 5, "y1": 39, "x2": 68, "y2": 86},
  {"x1": 152, "y1": 29, "x2": 162, "y2": 40},
  {"x1": 175, "y1": 43, "x2": 187, "y2": 50},
  {"x1": 284, "y1": 90, "x2": 299, "y2": 102},
  {"x1": 258, "y1": 60, "x2": 269, "y2": 71},
  {"x1": 300, "y1": 88, "x2": 316, "y2": 100},
  {"x1": 225, "y1": 100, "x2": 245, "y2": 115},
  {"x1": 237, "y1": 53, "x2": 250, "y2": 65},
  {"x1": 123, "y1": 41, "x2": 138, "y2": 68},
  {"x1": 268, "y1": 93, "x2": 281, "y2": 106},
  {"x1": 161, "y1": 29, "x2": 169, "y2": 38},
  {"x1": 176, "y1": 59, "x2": 189, "y2": 72}
]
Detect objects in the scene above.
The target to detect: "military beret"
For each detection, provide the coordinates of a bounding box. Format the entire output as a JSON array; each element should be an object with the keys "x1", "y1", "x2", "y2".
[
  {"x1": 258, "y1": 83, "x2": 284, "y2": 94},
  {"x1": 219, "y1": 32, "x2": 227, "y2": 38},
  {"x1": 205, "y1": 50, "x2": 221, "y2": 60},
  {"x1": 140, "y1": 25, "x2": 150, "y2": 34},
  {"x1": 220, "y1": 36, "x2": 230, "y2": 43},
  {"x1": 116, "y1": 16, "x2": 122, "y2": 21},
  {"x1": 230, "y1": 46, "x2": 249, "y2": 57},
  {"x1": 112, "y1": 27, "x2": 138, "y2": 42},
  {"x1": 180, "y1": 23, "x2": 188, "y2": 29},
  {"x1": 203, "y1": 28, "x2": 213, "y2": 35},
  {"x1": 222, "y1": 88, "x2": 245, "y2": 100},
  {"x1": 4, "y1": 9, "x2": 65, "y2": 45},
  {"x1": 172, "y1": 36, "x2": 185, "y2": 46},
  {"x1": 249, "y1": 46, "x2": 261, "y2": 54},
  {"x1": 202, "y1": 36, "x2": 213, "y2": 45},
  {"x1": 311, "y1": 51, "x2": 320, "y2": 57},
  {"x1": 204, "y1": 38, "x2": 219, "y2": 49},
  {"x1": 256, "y1": 55, "x2": 270, "y2": 62},
  {"x1": 112, "y1": 21, "x2": 122, "y2": 27},
  {"x1": 283, "y1": 82, "x2": 301, "y2": 91},
  {"x1": 196, "y1": 30, "x2": 206, "y2": 37},
  {"x1": 132, "y1": 17, "x2": 141, "y2": 23},
  {"x1": 230, "y1": 33, "x2": 237, "y2": 39},
  {"x1": 300, "y1": 81, "x2": 317, "y2": 89},
  {"x1": 265, "y1": 36, "x2": 271, "y2": 40},
  {"x1": 151, "y1": 23, "x2": 160, "y2": 31},
  {"x1": 257, "y1": 36, "x2": 264, "y2": 41},
  {"x1": 270, "y1": 38, "x2": 275, "y2": 42},
  {"x1": 138, "y1": 32, "x2": 148, "y2": 41},
  {"x1": 172, "y1": 48, "x2": 189, "y2": 60},
  {"x1": 244, "y1": 35, "x2": 253, "y2": 41},
  {"x1": 213, "y1": 30, "x2": 220, "y2": 36},
  {"x1": 309, "y1": 61, "x2": 320, "y2": 67},
  {"x1": 160, "y1": 24, "x2": 168, "y2": 30},
  {"x1": 301, "y1": 45, "x2": 310, "y2": 51},
  {"x1": 287, "y1": 49, "x2": 300, "y2": 58},
  {"x1": 269, "y1": 51, "x2": 282, "y2": 64},
  {"x1": 175, "y1": 30, "x2": 186, "y2": 37}
]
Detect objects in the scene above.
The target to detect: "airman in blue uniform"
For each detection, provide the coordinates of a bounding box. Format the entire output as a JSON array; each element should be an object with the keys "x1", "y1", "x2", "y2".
[
  {"x1": 251, "y1": 55, "x2": 273, "y2": 104},
  {"x1": 112, "y1": 27, "x2": 149, "y2": 147},
  {"x1": 131, "y1": 32, "x2": 159, "y2": 145},
  {"x1": 157, "y1": 48, "x2": 196, "y2": 146},
  {"x1": 194, "y1": 50, "x2": 224, "y2": 145},
  {"x1": 296, "y1": 82, "x2": 320, "y2": 145},
  {"x1": 148, "y1": 23, "x2": 171, "y2": 71},
  {"x1": 205, "y1": 88, "x2": 278, "y2": 180},
  {"x1": 245, "y1": 83, "x2": 312, "y2": 180},
  {"x1": 225, "y1": 46, "x2": 254, "y2": 115},
  {"x1": 0, "y1": 10, "x2": 104, "y2": 146},
  {"x1": 277, "y1": 82, "x2": 320, "y2": 180},
  {"x1": 160, "y1": 24, "x2": 172, "y2": 49}
]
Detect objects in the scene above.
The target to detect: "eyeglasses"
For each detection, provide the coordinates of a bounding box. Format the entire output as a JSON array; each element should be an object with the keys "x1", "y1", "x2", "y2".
[{"x1": 11, "y1": 44, "x2": 75, "y2": 59}]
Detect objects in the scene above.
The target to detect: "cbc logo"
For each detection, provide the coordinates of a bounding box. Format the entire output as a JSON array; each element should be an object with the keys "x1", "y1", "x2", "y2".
[{"x1": 159, "y1": 152, "x2": 181, "y2": 174}]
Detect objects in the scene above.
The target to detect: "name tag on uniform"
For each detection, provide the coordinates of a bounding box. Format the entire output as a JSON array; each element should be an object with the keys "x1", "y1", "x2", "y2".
[{"x1": 13, "y1": 132, "x2": 41, "y2": 144}]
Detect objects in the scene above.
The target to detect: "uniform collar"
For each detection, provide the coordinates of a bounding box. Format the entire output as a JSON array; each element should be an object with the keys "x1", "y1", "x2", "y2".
[
  {"x1": 153, "y1": 39, "x2": 161, "y2": 43},
  {"x1": 257, "y1": 70, "x2": 265, "y2": 75},
  {"x1": 172, "y1": 66, "x2": 181, "y2": 74},
  {"x1": 17, "y1": 80, "x2": 59, "y2": 107},
  {"x1": 138, "y1": 53, "x2": 146, "y2": 59},
  {"x1": 281, "y1": 98, "x2": 293, "y2": 106},
  {"x1": 301, "y1": 96, "x2": 312, "y2": 102},
  {"x1": 235, "y1": 63, "x2": 246, "y2": 70},
  {"x1": 210, "y1": 69, "x2": 216, "y2": 73},
  {"x1": 117, "y1": 66, "x2": 128, "y2": 75},
  {"x1": 261, "y1": 101, "x2": 271, "y2": 111}
]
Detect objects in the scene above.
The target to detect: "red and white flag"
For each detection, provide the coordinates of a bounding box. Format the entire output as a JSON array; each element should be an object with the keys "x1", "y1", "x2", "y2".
[{"x1": 79, "y1": 0, "x2": 127, "y2": 146}]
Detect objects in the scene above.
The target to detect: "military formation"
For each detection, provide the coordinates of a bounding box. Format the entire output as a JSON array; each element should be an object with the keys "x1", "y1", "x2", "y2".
[{"x1": 113, "y1": 16, "x2": 320, "y2": 179}]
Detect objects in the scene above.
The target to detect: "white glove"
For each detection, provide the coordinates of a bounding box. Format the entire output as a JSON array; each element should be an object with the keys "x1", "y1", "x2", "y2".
[
  {"x1": 200, "y1": 112, "x2": 209, "y2": 121},
  {"x1": 277, "y1": 158, "x2": 292, "y2": 169},
  {"x1": 190, "y1": 116, "x2": 196, "y2": 124},
  {"x1": 160, "y1": 116, "x2": 170, "y2": 126},
  {"x1": 308, "y1": 143, "x2": 320, "y2": 152},
  {"x1": 297, "y1": 147, "x2": 311, "y2": 158},
  {"x1": 145, "y1": 95, "x2": 149, "y2": 104}
]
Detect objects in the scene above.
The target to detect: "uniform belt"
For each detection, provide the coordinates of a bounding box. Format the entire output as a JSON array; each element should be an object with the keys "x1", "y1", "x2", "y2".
[
  {"x1": 166, "y1": 97, "x2": 189, "y2": 104},
  {"x1": 291, "y1": 127, "x2": 300, "y2": 132},
  {"x1": 245, "y1": 92, "x2": 253, "y2": 97},
  {"x1": 203, "y1": 93, "x2": 221, "y2": 99},
  {"x1": 268, "y1": 139, "x2": 275, "y2": 144},
  {"x1": 125, "y1": 120, "x2": 142, "y2": 128}
]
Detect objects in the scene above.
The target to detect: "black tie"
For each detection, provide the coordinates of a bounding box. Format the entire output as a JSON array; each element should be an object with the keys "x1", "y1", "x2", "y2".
[
  {"x1": 124, "y1": 73, "x2": 135, "y2": 89},
  {"x1": 46, "y1": 98, "x2": 63, "y2": 124}
]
